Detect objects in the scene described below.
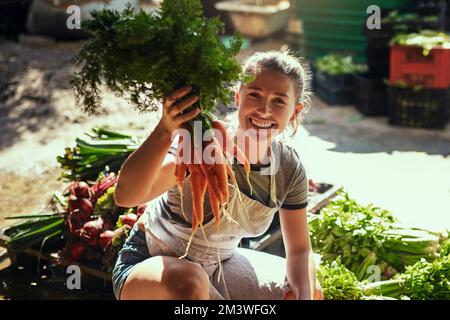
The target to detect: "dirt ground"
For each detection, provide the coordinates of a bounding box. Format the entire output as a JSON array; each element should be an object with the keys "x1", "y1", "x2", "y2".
[
  {"x1": 1, "y1": 36, "x2": 449, "y2": 234},
  {"x1": 0, "y1": 38, "x2": 159, "y2": 231}
]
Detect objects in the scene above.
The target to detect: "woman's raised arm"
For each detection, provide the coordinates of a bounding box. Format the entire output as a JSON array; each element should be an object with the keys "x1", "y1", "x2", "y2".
[{"x1": 114, "y1": 86, "x2": 200, "y2": 207}]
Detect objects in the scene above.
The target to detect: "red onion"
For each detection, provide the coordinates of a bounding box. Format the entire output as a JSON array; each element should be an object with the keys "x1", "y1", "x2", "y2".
[
  {"x1": 121, "y1": 213, "x2": 138, "y2": 227},
  {"x1": 82, "y1": 218, "x2": 103, "y2": 238},
  {"x1": 68, "y1": 242, "x2": 85, "y2": 261},
  {"x1": 137, "y1": 204, "x2": 147, "y2": 217},
  {"x1": 69, "y1": 181, "x2": 91, "y2": 199},
  {"x1": 99, "y1": 230, "x2": 115, "y2": 249}
]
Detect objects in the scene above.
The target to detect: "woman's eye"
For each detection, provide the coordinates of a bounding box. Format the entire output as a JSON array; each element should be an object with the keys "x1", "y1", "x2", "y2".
[
  {"x1": 273, "y1": 99, "x2": 286, "y2": 106},
  {"x1": 249, "y1": 92, "x2": 261, "y2": 99}
]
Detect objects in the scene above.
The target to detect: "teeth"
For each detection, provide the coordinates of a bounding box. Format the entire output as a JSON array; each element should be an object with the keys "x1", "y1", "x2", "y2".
[{"x1": 250, "y1": 118, "x2": 274, "y2": 128}]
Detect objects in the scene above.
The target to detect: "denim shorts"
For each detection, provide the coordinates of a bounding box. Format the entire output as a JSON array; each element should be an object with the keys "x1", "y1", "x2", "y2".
[{"x1": 112, "y1": 223, "x2": 151, "y2": 300}]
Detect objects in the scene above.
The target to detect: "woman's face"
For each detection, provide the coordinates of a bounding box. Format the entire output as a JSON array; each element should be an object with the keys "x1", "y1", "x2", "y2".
[{"x1": 235, "y1": 68, "x2": 303, "y2": 142}]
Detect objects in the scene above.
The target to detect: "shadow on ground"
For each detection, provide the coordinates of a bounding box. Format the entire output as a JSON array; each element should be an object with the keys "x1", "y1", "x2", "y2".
[
  {"x1": 302, "y1": 97, "x2": 450, "y2": 157},
  {"x1": 0, "y1": 41, "x2": 83, "y2": 151}
]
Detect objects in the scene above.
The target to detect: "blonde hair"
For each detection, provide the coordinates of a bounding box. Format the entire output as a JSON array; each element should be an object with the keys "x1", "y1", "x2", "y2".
[{"x1": 237, "y1": 50, "x2": 313, "y2": 137}]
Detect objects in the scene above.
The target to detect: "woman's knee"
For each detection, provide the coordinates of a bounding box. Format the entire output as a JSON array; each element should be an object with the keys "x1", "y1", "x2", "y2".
[
  {"x1": 165, "y1": 261, "x2": 210, "y2": 300},
  {"x1": 119, "y1": 257, "x2": 170, "y2": 300},
  {"x1": 120, "y1": 256, "x2": 210, "y2": 300}
]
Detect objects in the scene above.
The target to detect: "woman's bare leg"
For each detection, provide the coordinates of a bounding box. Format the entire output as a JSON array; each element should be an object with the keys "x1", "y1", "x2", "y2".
[{"x1": 120, "y1": 255, "x2": 210, "y2": 300}]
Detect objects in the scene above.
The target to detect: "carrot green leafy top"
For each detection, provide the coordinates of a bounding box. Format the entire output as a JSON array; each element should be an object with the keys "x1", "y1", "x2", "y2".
[{"x1": 71, "y1": 0, "x2": 244, "y2": 122}]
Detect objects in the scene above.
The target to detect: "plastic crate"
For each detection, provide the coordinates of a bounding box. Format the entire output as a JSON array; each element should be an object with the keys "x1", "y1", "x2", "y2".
[
  {"x1": 315, "y1": 83, "x2": 354, "y2": 106},
  {"x1": 415, "y1": 0, "x2": 447, "y2": 17},
  {"x1": 390, "y1": 45, "x2": 450, "y2": 89},
  {"x1": 354, "y1": 73, "x2": 389, "y2": 116},
  {"x1": 364, "y1": 19, "x2": 442, "y2": 46},
  {"x1": 363, "y1": 5, "x2": 445, "y2": 47},
  {"x1": 388, "y1": 86, "x2": 450, "y2": 129},
  {"x1": 315, "y1": 70, "x2": 354, "y2": 91}
]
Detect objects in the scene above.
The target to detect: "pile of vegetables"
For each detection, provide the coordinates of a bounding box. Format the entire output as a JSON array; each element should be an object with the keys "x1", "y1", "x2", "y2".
[
  {"x1": 317, "y1": 259, "x2": 364, "y2": 300},
  {"x1": 314, "y1": 54, "x2": 366, "y2": 75},
  {"x1": 4, "y1": 213, "x2": 64, "y2": 252},
  {"x1": 318, "y1": 250, "x2": 450, "y2": 300},
  {"x1": 57, "y1": 127, "x2": 140, "y2": 182},
  {"x1": 4, "y1": 164, "x2": 146, "y2": 273},
  {"x1": 309, "y1": 191, "x2": 444, "y2": 281},
  {"x1": 363, "y1": 252, "x2": 450, "y2": 299},
  {"x1": 71, "y1": 0, "x2": 255, "y2": 265},
  {"x1": 68, "y1": 173, "x2": 150, "y2": 268},
  {"x1": 390, "y1": 30, "x2": 450, "y2": 56},
  {"x1": 381, "y1": 10, "x2": 439, "y2": 25}
]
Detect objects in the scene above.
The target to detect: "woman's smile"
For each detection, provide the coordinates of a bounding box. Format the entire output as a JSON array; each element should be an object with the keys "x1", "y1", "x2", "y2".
[{"x1": 248, "y1": 116, "x2": 277, "y2": 129}]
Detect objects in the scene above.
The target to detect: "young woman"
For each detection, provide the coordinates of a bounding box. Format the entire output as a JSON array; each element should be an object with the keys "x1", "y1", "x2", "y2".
[{"x1": 112, "y1": 51, "x2": 323, "y2": 300}]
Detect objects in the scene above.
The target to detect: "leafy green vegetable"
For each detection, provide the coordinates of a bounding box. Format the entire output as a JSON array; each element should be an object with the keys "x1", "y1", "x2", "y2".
[
  {"x1": 364, "y1": 255, "x2": 450, "y2": 300},
  {"x1": 399, "y1": 256, "x2": 450, "y2": 300},
  {"x1": 314, "y1": 54, "x2": 366, "y2": 75},
  {"x1": 381, "y1": 10, "x2": 438, "y2": 24},
  {"x1": 93, "y1": 186, "x2": 117, "y2": 216},
  {"x1": 309, "y1": 191, "x2": 441, "y2": 280},
  {"x1": 440, "y1": 239, "x2": 450, "y2": 258},
  {"x1": 57, "y1": 127, "x2": 140, "y2": 181},
  {"x1": 317, "y1": 258, "x2": 364, "y2": 300},
  {"x1": 71, "y1": 0, "x2": 245, "y2": 131},
  {"x1": 382, "y1": 10, "x2": 420, "y2": 23},
  {"x1": 4, "y1": 215, "x2": 64, "y2": 251},
  {"x1": 309, "y1": 191, "x2": 395, "y2": 280}
]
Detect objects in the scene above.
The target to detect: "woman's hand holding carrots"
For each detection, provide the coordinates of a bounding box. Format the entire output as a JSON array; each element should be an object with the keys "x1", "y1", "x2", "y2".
[{"x1": 157, "y1": 86, "x2": 200, "y2": 136}]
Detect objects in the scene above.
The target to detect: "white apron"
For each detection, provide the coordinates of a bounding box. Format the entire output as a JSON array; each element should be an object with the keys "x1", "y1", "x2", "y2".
[{"x1": 143, "y1": 162, "x2": 286, "y2": 299}]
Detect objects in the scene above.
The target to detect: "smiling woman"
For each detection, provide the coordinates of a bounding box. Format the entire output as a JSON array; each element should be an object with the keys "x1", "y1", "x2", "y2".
[{"x1": 113, "y1": 50, "x2": 322, "y2": 300}]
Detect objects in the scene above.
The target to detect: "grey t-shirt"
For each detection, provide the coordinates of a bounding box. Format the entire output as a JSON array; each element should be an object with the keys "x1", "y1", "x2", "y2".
[{"x1": 158, "y1": 139, "x2": 309, "y2": 227}]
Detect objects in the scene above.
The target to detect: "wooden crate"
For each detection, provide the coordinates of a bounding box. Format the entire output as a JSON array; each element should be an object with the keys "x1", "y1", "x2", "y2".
[{"x1": 0, "y1": 232, "x2": 111, "y2": 281}]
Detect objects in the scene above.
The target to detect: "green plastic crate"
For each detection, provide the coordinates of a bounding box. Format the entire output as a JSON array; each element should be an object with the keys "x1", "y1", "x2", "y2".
[{"x1": 295, "y1": 0, "x2": 416, "y2": 62}]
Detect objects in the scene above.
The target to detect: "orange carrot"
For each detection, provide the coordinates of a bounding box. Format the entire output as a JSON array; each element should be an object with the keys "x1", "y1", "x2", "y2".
[
  {"x1": 188, "y1": 164, "x2": 207, "y2": 229},
  {"x1": 233, "y1": 145, "x2": 250, "y2": 177},
  {"x1": 174, "y1": 162, "x2": 188, "y2": 221},
  {"x1": 215, "y1": 162, "x2": 228, "y2": 202},
  {"x1": 214, "y1": 159, "x2": 229, "y2": 203},
  {"x1": 208, "y1": 137, "x2": 229, "y2": 202},
  {"x1": 207, "y1": 186, "x2": 221, "y2": 231},
  {"x1": 200, "y1": 162, "x2": 223, "y2": 204},
  {"x1": 175, "y1": 163, "x2": 188, "y2": 186},
  {"x1": 225, "y1": 162, "x2": 237, "y2": 186},
  {"x1": 212, "y1": 120, "x2": 234, "y2": 155}
]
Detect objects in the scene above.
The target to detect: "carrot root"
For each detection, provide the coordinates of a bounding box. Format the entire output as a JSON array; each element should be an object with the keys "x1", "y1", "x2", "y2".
[
  {"x1": 179, "y1": 226, "x2": 196, "y2": 260},
  {"x1": 199, "y1": 222, "x2": 209, "y2": 247},
  {"x1": 175, "y1": 163, "x2": 189, "y2": 222},
  {"x1": 221, "y1": 205, "x2": 240, "y2": 227},
  {"x1": 234, "y1": 145, "x2": 253, "y2": 196}
]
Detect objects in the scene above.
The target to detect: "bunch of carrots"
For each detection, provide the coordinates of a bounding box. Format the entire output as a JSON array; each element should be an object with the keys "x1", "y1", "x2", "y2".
[{"x1": 174, "y1": 120, "x2": 251, "y2": 256}]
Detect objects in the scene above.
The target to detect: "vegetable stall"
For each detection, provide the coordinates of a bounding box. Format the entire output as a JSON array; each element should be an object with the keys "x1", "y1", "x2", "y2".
[{"x1": 0, "y1": 0, "x2": 448, "y2": 300}]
